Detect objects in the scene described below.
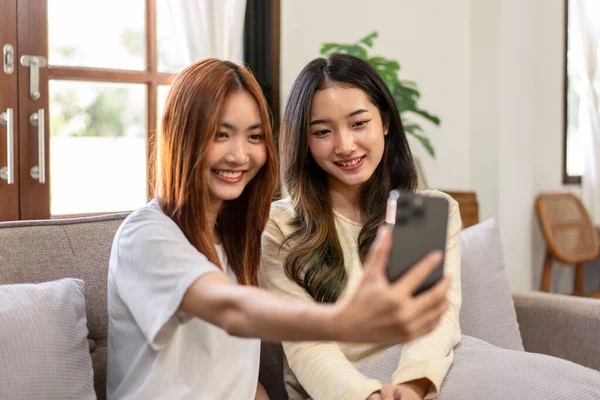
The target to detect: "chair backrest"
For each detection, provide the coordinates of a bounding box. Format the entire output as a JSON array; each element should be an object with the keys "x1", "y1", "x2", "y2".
[{"x1": 535, "y1": 192, "x2": 599, "y2": 264}]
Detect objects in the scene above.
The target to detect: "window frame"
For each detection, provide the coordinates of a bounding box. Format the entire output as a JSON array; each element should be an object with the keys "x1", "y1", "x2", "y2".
[
  {"x1": 0, "y1": 0, "x2": 280, "y2": 221},
  {"x1": 563, "y1": 0, "x2": 582, "y2": 185},
  {"x1": 47, "y1": 0, "x2": 175, "y2": 199}
]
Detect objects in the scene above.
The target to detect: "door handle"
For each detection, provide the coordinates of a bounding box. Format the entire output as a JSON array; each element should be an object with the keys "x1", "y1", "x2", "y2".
[
  {"x1": 20, "y1": 55, "x2": 47, "y2": 101},
  {"x1": 3, "y1": 44, "x2": 15, "y2": 74},
  {"x1": 29, "y1": 109, "x2": 45, "y2": 184},
  {"x1": 0, "y1": 108, "x2": 15, "y2": 184}
]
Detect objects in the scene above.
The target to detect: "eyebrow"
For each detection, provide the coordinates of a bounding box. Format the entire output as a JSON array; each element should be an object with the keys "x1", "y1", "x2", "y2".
[
  {"x1": 221, "y1": 122, "x2": 262, "y2": 131},
  {"x1": 309, "y1": 109, "x2": 369, "y2": 126}
]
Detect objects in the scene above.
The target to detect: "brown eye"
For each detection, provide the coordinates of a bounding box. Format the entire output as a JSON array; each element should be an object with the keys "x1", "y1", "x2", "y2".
[
  {"x1": 249, "y1": 134, "x2": 264, "y2": 142},
  {"x1": 353, "y1": 120, "x2": 370, "y2": 128}
]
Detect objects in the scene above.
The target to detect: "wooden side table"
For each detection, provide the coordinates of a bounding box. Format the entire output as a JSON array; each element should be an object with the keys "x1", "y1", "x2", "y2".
[{"x1": 442, "y1": 191, "x2": 479, "y2": 229}]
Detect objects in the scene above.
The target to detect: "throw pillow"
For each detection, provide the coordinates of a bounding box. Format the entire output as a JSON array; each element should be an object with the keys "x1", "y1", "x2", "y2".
[
  {"x1": 358, "y1": 336, "x2": 600, "y2": 400},
  {"x1": 459, "y1": 218, "x2": 525, "y2": 351},
  {"x1": 0, "y1": 278, "x2": 96, "y2": 399}
]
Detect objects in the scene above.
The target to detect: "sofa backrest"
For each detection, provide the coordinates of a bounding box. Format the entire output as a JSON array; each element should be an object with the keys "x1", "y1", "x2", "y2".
[
  {"x1": 0, "y1": 214, "x2": 289, "y2": 400},
  {"x1": 0, "y1": 214, "x2": 128, "y2": 400}
]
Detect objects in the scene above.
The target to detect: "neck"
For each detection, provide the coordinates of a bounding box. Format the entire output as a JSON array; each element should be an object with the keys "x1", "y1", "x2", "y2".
[
  {"x1": 207, "y1": 198, "x2": 223, "y2": 245},
  {"x1": 328, "y1": 179, "x2": 362, "y2": 223}
]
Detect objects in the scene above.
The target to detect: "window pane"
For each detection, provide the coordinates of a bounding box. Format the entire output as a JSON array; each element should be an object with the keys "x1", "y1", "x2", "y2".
[
  {"x1": 566, "y1": 9, "x2": 600, "y2": 180},
  {"x1": 156, "y1": 0, "x2": 187, "y2": 72},
  {"x1": 49, "y1": 81, "x2": 147, "y2": 215},
  {"x1": 48, "y1": 0, "x2": 145, "y2": 70},
  {"x1": 566, "y1": 75, "x2": 585, "y2": 177}
]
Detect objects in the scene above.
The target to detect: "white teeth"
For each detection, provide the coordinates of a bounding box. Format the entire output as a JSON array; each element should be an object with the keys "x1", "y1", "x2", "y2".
[
  {"x1": 215, "y1": 170, "x2": 242, "y2": 179},
  {"x1": 338, "y1": 157, "x2": 363, "y2": 167}
]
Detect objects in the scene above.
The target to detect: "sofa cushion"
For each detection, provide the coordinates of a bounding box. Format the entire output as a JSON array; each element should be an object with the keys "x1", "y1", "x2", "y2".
[
  {"x1": 358, "y1": 335, "x2": 600, "y2": 399},
  {"x1": 459, "y1": 218, "x2": 525, "y2": 351},
  {"x1": 0, "y1": 278, "x2": 96, "y2": 399}
]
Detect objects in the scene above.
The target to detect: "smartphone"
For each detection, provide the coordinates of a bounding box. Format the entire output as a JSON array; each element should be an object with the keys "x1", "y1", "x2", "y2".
[{"x1": 385, "y1": 190, "x2": 449, "y2": 295}]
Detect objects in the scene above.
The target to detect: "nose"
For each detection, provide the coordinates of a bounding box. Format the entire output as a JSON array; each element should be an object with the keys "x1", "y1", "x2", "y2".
[
  {"x1": 334, "y1": 128, "x2": 357, "y2": 156},
  {"x1": 224, "y1": 137, "x2": 250, "y2": 165}
]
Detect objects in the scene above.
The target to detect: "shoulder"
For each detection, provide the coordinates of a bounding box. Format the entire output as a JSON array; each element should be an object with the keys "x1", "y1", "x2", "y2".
[
  {"x1": 269, "y1": 197, "x2": 295, "y2": 221},
  {"x1": 416, "y1": 189, "x2": 459, "y2": 210},
  {"x1": 416, "y1": 190, "x2": 462, "y2": 232},
  {"x1": 116, "y1": 199, "x2": 187, "y2": 251},
  {"x1": 264, "y1": 197, "x2": 297, "y2": 244},
  {"x1": 268, "y1": 197, "x2": 296, "y2": 229},
  {"x1": 416, "y1": 189, "x2": 456, "y2": 203}
]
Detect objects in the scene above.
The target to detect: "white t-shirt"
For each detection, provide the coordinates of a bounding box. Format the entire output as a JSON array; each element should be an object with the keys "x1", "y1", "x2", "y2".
[{"x1": 106, "y1": 199, "x2": 260, "y2": 400}]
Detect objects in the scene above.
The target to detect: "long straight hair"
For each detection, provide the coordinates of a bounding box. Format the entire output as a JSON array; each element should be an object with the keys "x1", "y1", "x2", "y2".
[
  {"x1": 155, "y1": 59, "x2": 278, "y2": 285},
  {"x1": 279, "y1": 53, "x2": 417, "y2": 302}
]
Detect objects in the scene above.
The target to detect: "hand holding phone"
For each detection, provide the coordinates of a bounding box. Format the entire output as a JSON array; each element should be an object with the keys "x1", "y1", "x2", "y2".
[{"x1": 385, "y1": 190, "x2": 449, "y2": 295}]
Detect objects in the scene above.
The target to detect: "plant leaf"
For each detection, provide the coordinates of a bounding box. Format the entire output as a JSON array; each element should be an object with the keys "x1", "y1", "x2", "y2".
[
  {"x1": 342, "y1": 45, "x2": 369, "y2": 59},
  {"x1": 400, "y1": 80, "x2": 417, "y2": 88},
  {"x1": 394, "y1": 84, "x2": 420, "y2": 100},
  {"x1": 408, "y1": 131, "x2": 436, "y2": 158},
  {"x1": 368, "y1": 56, "x2": 400, "y2": 73},
  {"x1": 358, "y1": 32, "x2": 378, "y2": 47},
  {"x1": 410, "y1": 109, "x2": 441, "y2": 126},
  {"x1": 402, "y1": 123, "x2": 424, "y2": 134},
  {"x1": 320, "y1": 43, "x2": 341, "y2": 55},
  {"x1": 321, "y1": 44, "x2": 369, "y2": 59}
]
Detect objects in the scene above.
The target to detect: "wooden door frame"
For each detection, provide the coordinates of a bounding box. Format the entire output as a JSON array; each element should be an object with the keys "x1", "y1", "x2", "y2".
[
  {"x1": 17, "y1": 0, "x2": 50, "y2": 220},
  {"x1": 0, "y1": 0, "x2": 20, "y2": 221}
]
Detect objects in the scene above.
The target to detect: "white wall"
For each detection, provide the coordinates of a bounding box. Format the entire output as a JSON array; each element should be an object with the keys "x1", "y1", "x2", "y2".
[
  {"x1": 469, "y1": 0, "x2": 598, "y2": 293},
  {"x1": 281, "y1": 0, "x2": 599, "y2": 293},
  {"x1": 280, "y1": 0, "x2": 472, "y2": 191}
]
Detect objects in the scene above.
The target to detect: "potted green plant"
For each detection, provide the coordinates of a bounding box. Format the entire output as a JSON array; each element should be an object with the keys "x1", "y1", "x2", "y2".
[{"x1": 320, "y1": 32, "x2": 440, "y2": 158}]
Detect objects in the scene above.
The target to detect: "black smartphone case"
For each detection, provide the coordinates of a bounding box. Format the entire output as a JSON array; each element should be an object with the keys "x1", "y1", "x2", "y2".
[{"x1": 386, "y1": 192, "x2": 449, "y2": 295}]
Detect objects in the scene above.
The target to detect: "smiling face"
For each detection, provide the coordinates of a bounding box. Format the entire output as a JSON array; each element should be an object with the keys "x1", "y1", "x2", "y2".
[
  {"x1": 307, "y1": 85, "x2": 388, "y2": 193},
  {"x1": 203, "y1": 90, "x2": 267, "y2": 205}
]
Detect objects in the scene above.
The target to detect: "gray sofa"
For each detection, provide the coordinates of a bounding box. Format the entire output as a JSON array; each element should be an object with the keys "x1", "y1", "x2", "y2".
[{"x1": 1, "y1": 213, "x2": 599, "y2": 400}]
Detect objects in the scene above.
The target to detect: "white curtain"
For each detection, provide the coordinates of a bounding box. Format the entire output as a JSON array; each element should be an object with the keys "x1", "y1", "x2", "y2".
[
  {"x1": 571, "y1": 0, "x2": 600, "y2": 225},
  {"x1": 166, "y1": 0, "x2": 247, "y2": 65}
]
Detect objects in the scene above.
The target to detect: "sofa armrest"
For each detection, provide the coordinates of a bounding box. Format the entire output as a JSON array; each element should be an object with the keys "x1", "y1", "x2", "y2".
[{"x1": 513, "y1": 291, "x2": 600, "y2": 371}]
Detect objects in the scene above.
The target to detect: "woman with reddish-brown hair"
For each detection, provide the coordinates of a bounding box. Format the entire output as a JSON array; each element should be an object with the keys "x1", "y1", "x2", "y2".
[{"x1": 106, "y1": 58, "x2": 450, "y2": 400}]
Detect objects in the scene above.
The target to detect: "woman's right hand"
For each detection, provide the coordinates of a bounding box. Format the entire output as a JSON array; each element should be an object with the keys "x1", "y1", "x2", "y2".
[{"x1": 331, "y1": 225, "x2": 451, "y2": 344}]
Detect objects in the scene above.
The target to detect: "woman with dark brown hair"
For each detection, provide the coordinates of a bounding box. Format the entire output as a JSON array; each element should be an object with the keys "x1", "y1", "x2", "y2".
[
  {"x1": 106, "y1": 58, "x2": 450, "y2": 400},
  {"x1": 260, "y1": 53, "x2": 461, "y2": 400}
]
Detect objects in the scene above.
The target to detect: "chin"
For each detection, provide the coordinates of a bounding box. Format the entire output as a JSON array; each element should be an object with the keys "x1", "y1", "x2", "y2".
[
  {"x1": 332, "y1": 173, "x2": 371, "y2": 188},
  {"x1": 214, "y1": 190, "x2": 245, "y2": 201}
]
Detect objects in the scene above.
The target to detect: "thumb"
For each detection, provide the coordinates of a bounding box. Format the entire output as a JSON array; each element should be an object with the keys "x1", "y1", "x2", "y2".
[{"x1": 363, "y1": 225, "x2": 393, "y2": 280}]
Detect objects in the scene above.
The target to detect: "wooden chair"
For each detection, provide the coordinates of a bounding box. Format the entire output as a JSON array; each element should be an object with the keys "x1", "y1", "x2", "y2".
[{"x1": 535, "y1": 192, "x2": 600, "y2": 297}]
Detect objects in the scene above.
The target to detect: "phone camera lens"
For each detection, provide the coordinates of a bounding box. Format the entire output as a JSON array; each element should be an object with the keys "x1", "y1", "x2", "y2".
[
  {"x1": 398, "y1": 196, "x2": 410, "y2": 209},
  {"x1": 412, "y1": 197, "x2": 425, "y2": 217}
]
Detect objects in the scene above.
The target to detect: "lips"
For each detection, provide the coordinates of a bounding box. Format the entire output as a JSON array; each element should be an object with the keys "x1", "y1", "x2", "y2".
[
  {"x1": 334, "y1": 156, "x2": 366, "y2": 171},
  {"x1": 212, "y1": 169, "x2": 244, "y2": 183}
]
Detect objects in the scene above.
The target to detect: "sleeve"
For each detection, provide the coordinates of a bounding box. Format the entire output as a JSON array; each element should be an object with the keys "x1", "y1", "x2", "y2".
[
  {"x1": 258, "y1": 212, "x2": 382, "y2": 400},
  {"x1": 115, "y1": 209, "x2": 220, "y2": 350},
  {"x1": 391, "y1": 193, "x2": 463, "y2": 399}
]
